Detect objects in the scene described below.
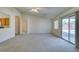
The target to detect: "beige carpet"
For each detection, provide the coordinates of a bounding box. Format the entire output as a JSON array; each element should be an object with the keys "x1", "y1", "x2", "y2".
[{"x1": 0, "y1": 34, "x2": 78, "y2": 52}]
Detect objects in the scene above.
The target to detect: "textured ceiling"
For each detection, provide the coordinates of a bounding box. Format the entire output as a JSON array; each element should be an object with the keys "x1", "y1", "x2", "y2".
[{"x1": 15, "y1": 7, "x2": 72, "y2": 18}]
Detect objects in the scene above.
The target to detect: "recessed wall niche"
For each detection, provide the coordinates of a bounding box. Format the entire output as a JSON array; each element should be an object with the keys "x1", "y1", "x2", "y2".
[{"x1": 0, "y1": 17, "x2": 9, "y2": 28}]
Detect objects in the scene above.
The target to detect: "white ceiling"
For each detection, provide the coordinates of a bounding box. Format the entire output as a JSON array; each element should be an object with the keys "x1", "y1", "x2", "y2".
[{"x1": 15, "y1": 7, "x2": 72, "y2": 18}]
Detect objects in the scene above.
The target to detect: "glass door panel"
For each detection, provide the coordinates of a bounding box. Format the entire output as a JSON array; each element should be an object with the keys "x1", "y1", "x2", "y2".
[
  {"x1": 70, "y1": 16, "x2": 75, "y2": 44},
  {"x1": 62, "y1": 18, "x2": 69, "y2": 40}
]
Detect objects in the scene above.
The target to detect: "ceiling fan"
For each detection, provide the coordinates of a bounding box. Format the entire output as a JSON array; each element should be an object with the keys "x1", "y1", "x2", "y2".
[{"x1": 30, "y1": 8, "x2": 41, "y2": 13}]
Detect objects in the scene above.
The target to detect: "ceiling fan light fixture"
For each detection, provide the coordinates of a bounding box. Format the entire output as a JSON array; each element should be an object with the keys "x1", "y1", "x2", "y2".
[
  {"x1": 31, "y1": 9, "x2": 39, "y2": 13},
  {"x1": 30, "y1": 8, "x2": 41, "y2": 13}
]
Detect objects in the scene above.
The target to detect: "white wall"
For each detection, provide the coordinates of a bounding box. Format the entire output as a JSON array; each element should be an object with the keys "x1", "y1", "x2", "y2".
[
  {"x1": 28, "y1": 15, "x2": 51, "y2": 33},
  {"x1": 0, "y1": 7, "x2": 22, "y2": 42}
]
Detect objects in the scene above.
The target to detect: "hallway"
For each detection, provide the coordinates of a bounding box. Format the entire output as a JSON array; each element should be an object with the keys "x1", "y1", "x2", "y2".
[{"x1": 0, "y1": 34, "x2": 78, "y2": 52}]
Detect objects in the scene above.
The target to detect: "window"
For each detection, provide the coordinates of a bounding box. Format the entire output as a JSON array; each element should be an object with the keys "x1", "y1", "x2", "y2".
[{"x1": 54, "y1": 20, "x2": 58, "y2": 30}]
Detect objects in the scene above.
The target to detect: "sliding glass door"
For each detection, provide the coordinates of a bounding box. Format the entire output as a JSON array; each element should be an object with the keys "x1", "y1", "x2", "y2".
[
  {"x1": 70, "y1": 16, "x2": 75, "y2": 44},
  {"x1": 62, "y1": 16, "x2": 75, "y2": 44},
  {"x1": 62, "y1": 17, "x2": 69, "y2": 40}
]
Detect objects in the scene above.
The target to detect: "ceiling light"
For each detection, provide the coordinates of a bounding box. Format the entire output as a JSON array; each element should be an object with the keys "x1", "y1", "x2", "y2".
[
  {"x1": 31, "y1": 9, "x2": 39, "y2": 13},
  {"x1": 30, "y1": 8, "x2": 41, "y2": 13}
]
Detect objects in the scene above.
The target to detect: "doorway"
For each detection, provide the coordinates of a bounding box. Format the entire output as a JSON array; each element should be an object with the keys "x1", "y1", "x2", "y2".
[
  {"x1": 15, "y1": 16, "x2": 20, "y2": 35},
  {"x1": 62, "y1": 15, "x2": 75, "y2": 44},
  {"x1": 22, "y1": 19, "x2": 28, "y2": 33}
]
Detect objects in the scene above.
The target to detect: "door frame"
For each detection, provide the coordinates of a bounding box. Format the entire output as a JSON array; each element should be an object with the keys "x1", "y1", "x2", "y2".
[{"x1": 15, "y1": 16, "x2": 20, "y2": 35}]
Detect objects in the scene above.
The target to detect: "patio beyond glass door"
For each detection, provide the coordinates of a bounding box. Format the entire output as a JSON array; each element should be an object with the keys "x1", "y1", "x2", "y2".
[
  {"x1": 62, "y1": 18, "x2": 69, "y2": 40},
  {"x1": 62, "y1": 16, "x2": 75, "y2": 44},
  {"x1": 70, "y1": 16, "x2": 75, "y2": 44}
]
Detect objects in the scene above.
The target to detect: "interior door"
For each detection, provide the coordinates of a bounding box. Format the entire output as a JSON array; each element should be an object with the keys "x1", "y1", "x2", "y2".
[
  {"x1": 22, "y1": 19, "x2": 28, "y2": 33},
  {"x1": 15, "y1": 16, "x2": 20, "y2": 35}
]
